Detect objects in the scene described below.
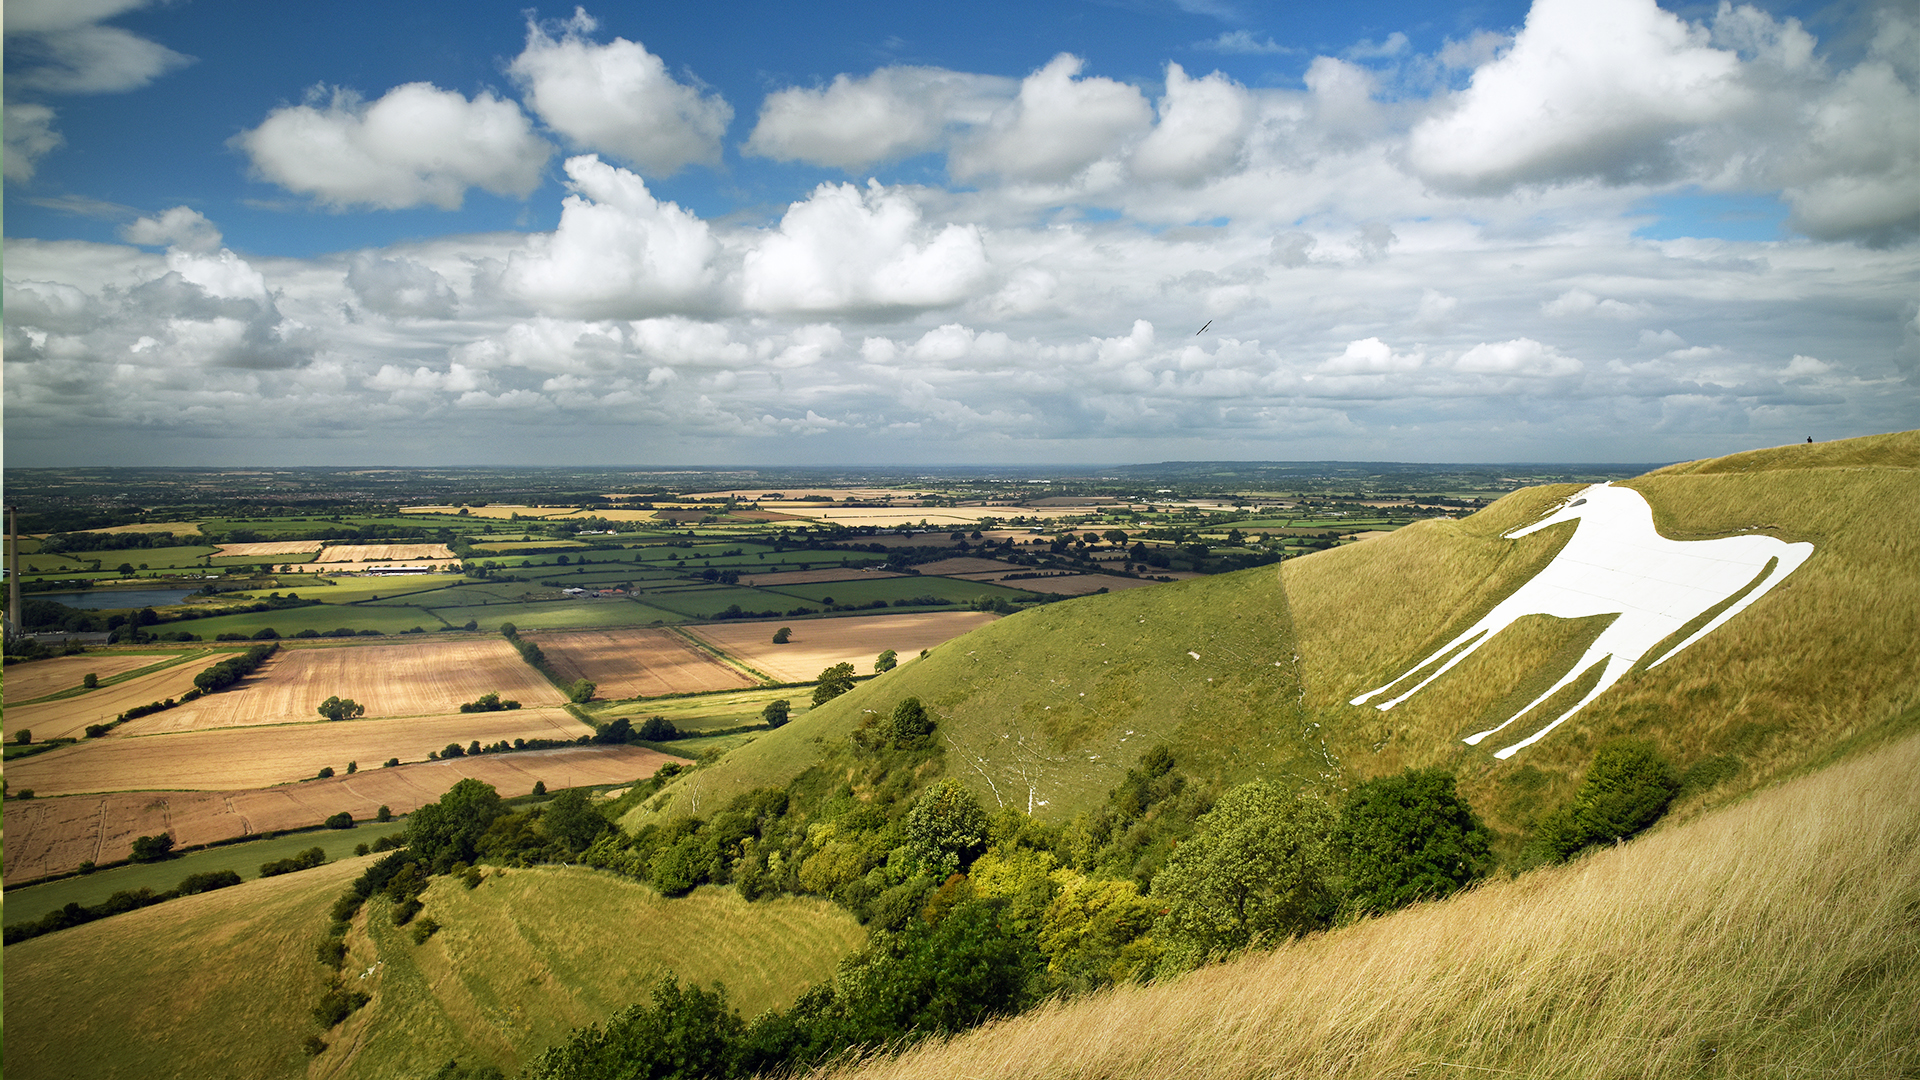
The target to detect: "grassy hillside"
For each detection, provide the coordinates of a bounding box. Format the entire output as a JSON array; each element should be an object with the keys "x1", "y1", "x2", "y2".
[
  {"x1": 626, "y1": 565, "x2": 1314, "y2": 831},
  {"x1": 318, "y1": 869, "x2": 867, "y2": 1079},
  {"x1": 1289, "y1": 428, "x2": 1920, "y2": 840},
  {"x1": 820, "y1": 720, "x2": 1920, "y2": 1080},
  {"x1": 3, "y1": 858, "x2": 359, "y2": 1080},
  {"x1": 631, "y1": 430, "x2": 1919, "y2": 845},
  {"x1": 2, "y1": 860, "x2": 867, "y2": 1080}
]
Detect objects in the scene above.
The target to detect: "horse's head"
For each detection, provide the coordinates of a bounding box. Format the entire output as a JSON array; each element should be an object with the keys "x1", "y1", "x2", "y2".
[{"x1": 1504, "y1": 482, "x2": 1611, "y2": 540}]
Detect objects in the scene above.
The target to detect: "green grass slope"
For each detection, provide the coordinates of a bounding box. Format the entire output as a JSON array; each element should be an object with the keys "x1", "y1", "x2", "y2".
[
  {"x1": 2, "y1": 861, "x2": 867, "y2": 1080},
  {"x1": 319, "y1": 869, "x2": 867, "y2": 1079},
  {"x1": 823, "y1": 720, "x2": 1920, "y2": 1080},
  {"x1": 631, "y1": 430, "x2": 1919, "y2": 847},
  {"x1": 626, "y1": 565, "x2": 1315, "y2": 831}
]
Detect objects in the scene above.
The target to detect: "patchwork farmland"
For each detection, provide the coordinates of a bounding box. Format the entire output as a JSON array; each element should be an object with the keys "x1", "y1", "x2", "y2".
[
  {"x1": 5, "y1": 707, "x2": 594, "y2": 797},
  {"x1": 2, "y1": 744, "x2": 680, "y2": 884},
  {"x1": 5, "y1": 651, "x2": 245, "y2": 741}
]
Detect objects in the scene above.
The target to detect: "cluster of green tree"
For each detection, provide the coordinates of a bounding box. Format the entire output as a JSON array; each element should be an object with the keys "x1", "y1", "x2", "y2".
[
  {"x1": 317, "y1": 696, "x2": 367, "y2": 721},
  {"x1": 497, "y1": 624, "x2": 594, "y2": 701},
  {"x1": 3, "y1": 868, "x2": 242, "y2": 944},
  {"x1": 459, "y1": 692, "x2": 522, "y2": 713},
  {"x1": 34, "y1": 531, "x2": 192, "y2": 553},
  {"x1": 193, "y1": 642, "x2": 278, "y2": 692},
  {"x1": 1526, "y1": 741, "x2": 1681, "y2": 863},
  {"x1": 260, "y1": 846, "x2": 329, "y2": 878}
]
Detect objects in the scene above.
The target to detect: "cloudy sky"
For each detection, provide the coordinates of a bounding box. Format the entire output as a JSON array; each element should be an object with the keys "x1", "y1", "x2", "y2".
[{"x1": 4, "y1": 0, "x2": 1915, "y2": 468}]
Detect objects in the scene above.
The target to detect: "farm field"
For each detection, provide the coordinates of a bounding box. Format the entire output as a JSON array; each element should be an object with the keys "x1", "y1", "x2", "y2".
[
  {"x1": 5, "y1": 819, "x2": 410, "y2": 927},
  {"x1": 521, "y1": 628, "x2": 759, "y2": 698},
  {"x1": 688, "y1": 611, "x2": 999, "y2": 683},
  {"x1": 5, "y1": 650, "x2": 244, "y2": 741},
  {"x1": 3, "y1": 651, "x2": 195, "y2": 704},
  {"x1": 761, "y1": 575, "x2": 1033, "y2": 607},
  {"x1": 216, "y1": 540, "x2": 325, "y2": 557},
  {"x1": 119, "y1": 639, "x2": 565, "y2": 732},
  {"x1": 5, "y1": 707, "x2": 597, "y2": 797},
  {"x1": 401, "y1": 503, "x2": 579, "y2": 518},
  {"x1": 164, "y1": 602, "x2": 451, "y2": 638},
  {"x1": 2, "y1": 744, "x2": 677, "y2": 884},
  {"x1": 290, "y1": 574, "x2": 467, "y2": 602},
  {"x1": 603, "y1": 685, "x2": 819, "y2": 733},
  {"x1": 743, "y1": 567, "x2": 905, "y2": 586},
  {"x1": 316, "y1": 543, "x2": 459, "y2": 562},
  {"x1": 425, "y1": 598, "x2": 686, "y2": 632},
  {"x1": 914, "y1": 557, "x2": 1022, "y2": 576},
  {"x1": 4, "y1": 857, "x2": 363, "y2": 1080},
  {"x1": 326, "y1": 871, "x2": 870, "y2": 1079}
]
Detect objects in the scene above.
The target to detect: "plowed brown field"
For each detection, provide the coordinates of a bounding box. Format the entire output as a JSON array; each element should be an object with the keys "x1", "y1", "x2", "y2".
[
  {"x1": 118, "y1": 639, "x2": 564, "y2": 733},
  {"x1": 522, "y1": 628, "x2": 758, "y2": 698},
  {"x1": 3, "y1": 653, "x2": 199, "y2": 705},
  {"x1": 1, "y1": 744, "x2": 680, "y2": 884},
  {"x1": 5, "y1": 706, "x2": 593, "y2": 797},
  {"x1": 689, "y1": 611, "x2": 999, "y2": 683},
  {"x1": 317, "y1": 543, "x2": 457, "y2": 562},
  {"x1": 5, "y1": 652, "x2": 244, "y2": 741}
]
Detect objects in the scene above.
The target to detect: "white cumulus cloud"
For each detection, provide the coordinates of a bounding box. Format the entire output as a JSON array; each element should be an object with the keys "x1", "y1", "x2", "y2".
[
  {"x1": 3, "y1": 104, "x2": 64, "y2": 184},
  {"x1": 1131, "y1": 64, "x2": 1252, "y2": 185},
  {"x1": 508, "y1": 8, "x2": 731, "y2": 177},
  {"x1": 121, "y1": 206, "x2": 222, "y2": 252},
  {"x1": 740, "y1": 180, "x2": 990, "y2": 314},
  {"x1": 950, "y1": 54, "x2": 1152, "y2": 183},
  {"x1": 1454, "y1": 338, "x2": 1583, "y2": 376},
  {"x1": 234, "y1": 83, "x2": 551, "y2": 210},
  {"x1": 1409, "y1": 0, "x2": 1747, "y2": 191},
  {"x1": 500, "y1": 155, "x2": 717, "y2": 319},
  {"x1": 745, "y1": 66, "x2": 1011, "y2": 170}
]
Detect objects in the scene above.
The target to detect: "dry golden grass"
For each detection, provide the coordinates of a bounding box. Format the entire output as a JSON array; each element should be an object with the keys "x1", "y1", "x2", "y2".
[
  {"x1": 820, "y1": 728, "x2": 1920, "y2": 1080},
  {"x1": 215, "y1": 540, "x2": 326, "y2": 557},
  {"x1": 316, "y1": 543, "x2": 458, "y2": 562}
]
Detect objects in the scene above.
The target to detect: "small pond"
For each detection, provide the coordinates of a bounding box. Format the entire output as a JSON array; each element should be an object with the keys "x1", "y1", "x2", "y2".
[{"x1": 35, "y1": 588, "x2": 202, "y2": 610}]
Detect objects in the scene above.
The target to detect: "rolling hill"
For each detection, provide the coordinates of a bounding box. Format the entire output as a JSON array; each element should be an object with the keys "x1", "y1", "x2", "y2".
[{"x1": 630, "y1": 430, "x2": 1920, "y2": 850}]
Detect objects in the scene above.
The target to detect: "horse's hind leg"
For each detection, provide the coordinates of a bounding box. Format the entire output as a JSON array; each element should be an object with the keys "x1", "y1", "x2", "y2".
[
  {"x1": 1490, "y1": 653, "x2": 1638, "y2": 759},
  {"x1": 1352, "y1": 627, "x2": 1492, "y2": 709}
]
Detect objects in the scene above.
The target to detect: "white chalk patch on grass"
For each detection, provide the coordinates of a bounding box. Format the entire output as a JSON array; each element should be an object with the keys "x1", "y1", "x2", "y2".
[{"x1": 1350, "y1": 483, "x2": 1813, "y2": 759}]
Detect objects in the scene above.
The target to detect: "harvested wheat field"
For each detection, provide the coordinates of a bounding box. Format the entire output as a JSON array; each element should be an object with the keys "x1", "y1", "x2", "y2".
[
  {"x1": 522, "y1": 628, "x2": 759, "y2": 698},
  {"x1": 317, "y1": 542, "x2": 458, "y2": 562},
  {"x1": 1, "y1": 744, "x2": 679, "y2": 884},
  {"x1": 913, "y1": 557, "x2": 1022, "y2": 576},
  {"x1": 214, "y1": 540, "x2": 325, "y2": 557},
  {"x1": 3, "y1": 652, "x2": 199, "y2": 705},
  {"x1": 5, "y1": 651, "x2": 244, "y2": 741},
  {"x1": 743, "y1": 567, "x2": 904, "y2": 587},
  {"x1": 690, "y1": 611, "x2": 999, "y2": 683},
  {"x1": 5, "y1": 706, "x2": 593, "y2": 797},
  {"x1": 120, "y1": 639, "x2": 565, "y2": 733}
]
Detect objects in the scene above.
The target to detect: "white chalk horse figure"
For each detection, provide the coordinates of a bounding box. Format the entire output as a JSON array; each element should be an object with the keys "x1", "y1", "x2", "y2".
[{"x1": 1350, "y1": 483, "x2": 1813, "y2": 759}]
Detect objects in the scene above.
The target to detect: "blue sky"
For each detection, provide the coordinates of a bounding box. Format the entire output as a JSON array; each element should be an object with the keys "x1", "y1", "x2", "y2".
[{"x1": 4, "y1": 0, "x2": 1916, "y2": 467}]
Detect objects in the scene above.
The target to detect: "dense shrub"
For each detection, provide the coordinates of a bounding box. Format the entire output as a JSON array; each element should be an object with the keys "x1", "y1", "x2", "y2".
[
  {"x1": 325, "y1": 811, "x2": 354, "y2": 829},
  {"x1": 1530, "y1": 740, "x2": 1681, "y2": 862},
  {"x1": 1336, "y1": 768, "x2": 1493, "y2": 916},
  {"x1": 261, "y1": 846, "x2": 328, "y2": 877},
  {"x1": 129, "y1": 833, "x2": 175, "y2": 862}
]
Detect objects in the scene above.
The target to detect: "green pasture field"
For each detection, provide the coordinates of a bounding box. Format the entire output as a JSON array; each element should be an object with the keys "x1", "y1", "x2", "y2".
[
  {"x1": 3, "y1": 820, "x2": 409, "y2": 928},
  {"x1": 470, "y1": 539, "x2": 587, "y2": 551},
  {"x1": 20, "y1": 544, "x2": 220, "y2": 573},
  {"x1": 764, "y1": 575, "x2": 1033, "y2": 607},
  {"x1": 333, "y1": 869, "x2": 868, "y2": 1078},
  {"x1": 631, "y1": 585, "x2": 808, "y2": 619},
  {"x1": 170, "y1": 602, "x2": 448, "y2": 638},
  {"x1": 592, "y1": 685, "x2": 818, "y2": 734},
  {"x1": 268, "y1": 574, "x2": 466, "y2": 602},
  {"x1": 423, "y1": 599, "x2": 685, "y2": 632}
]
